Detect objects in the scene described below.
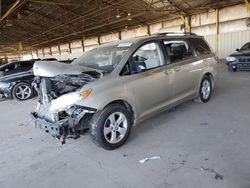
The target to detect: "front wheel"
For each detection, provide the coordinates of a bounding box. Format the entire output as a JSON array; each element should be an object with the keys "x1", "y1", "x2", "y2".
[
  {"x1": 90, "y1": 104, "x2": 132, "y2": 150},
  {"x1": 195, "y1": 75, "x2": 212, "y2": 103},
  {"x1": 228, "y1": 66, "x2": 237, "y2": 72}
]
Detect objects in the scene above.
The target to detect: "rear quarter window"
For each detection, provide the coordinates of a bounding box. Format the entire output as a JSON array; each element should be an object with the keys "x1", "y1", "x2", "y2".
[
  {"x1": 21, "y1": 61, "x2": 34, "y2": 68},
  {"x1": 189, "y1": 38, "x2": 211, "y2": 55}
]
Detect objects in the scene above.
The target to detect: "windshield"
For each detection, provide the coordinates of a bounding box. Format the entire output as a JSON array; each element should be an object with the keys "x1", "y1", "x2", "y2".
[
  {"x1": 72, "y1": 44, "x2": 130, "y2": 73},
  {"x1": 240, "y1": 42, "x2": 250, "y2": 51}
]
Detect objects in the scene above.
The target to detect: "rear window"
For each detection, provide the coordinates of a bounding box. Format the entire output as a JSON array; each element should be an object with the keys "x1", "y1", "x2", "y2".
[{"x1": 189, "y1": 38, "x2": 211, "y2": 55}]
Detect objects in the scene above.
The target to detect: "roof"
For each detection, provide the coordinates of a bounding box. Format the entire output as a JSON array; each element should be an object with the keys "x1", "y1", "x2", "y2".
[{"x1": 0, "y1": 0, "x2": 244, "y2": 56}]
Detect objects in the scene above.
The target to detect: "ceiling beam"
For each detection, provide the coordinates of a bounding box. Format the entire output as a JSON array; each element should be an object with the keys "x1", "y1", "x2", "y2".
[
  {"x1": 28, "y1": 0, "x2": 81, "y2": 6},
  {"x1": 167, "y1": 0, "x2": 190, "y2": 15}
]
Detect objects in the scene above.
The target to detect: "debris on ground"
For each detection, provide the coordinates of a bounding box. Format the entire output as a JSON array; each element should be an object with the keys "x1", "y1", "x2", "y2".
[
  {"x1": 180, "y1": 160, "x2": 187, "y2": 165},
  {"x1": 200, "y1": 122, "x2": 208, "y2": 126},
  {"x1": 204, "y1": 158, "x2": 208, "y2": 161},
  {"x1": 201, "y1": 166, "x2": 223, "y2": 180},
  {"x1": 215, "y1": 173, "x2": 224, "y2": 180},
  {"x1": 123, "y1": 154, "x2": 127, "y2": 158},
  {"x1": 139, "y1": 156, "x2": 161, "y2": 164},
  {"x1": 18, "y1": 124, "x2": 25, "y2": 126}
]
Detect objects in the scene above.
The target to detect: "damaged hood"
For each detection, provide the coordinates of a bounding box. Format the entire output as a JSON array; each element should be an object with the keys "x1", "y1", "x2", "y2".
[
  {"x1": 229, "y1": 50, "x2": 250, "y2": 57},
  {"x1": 33, "y1": 61, "x2": 102, "y2": 77}
]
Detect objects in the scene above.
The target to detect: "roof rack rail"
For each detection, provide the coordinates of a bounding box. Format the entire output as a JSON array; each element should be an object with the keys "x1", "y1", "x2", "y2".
[{"x1": 155, "y1": 32, "x2": 197, "y2": 36}]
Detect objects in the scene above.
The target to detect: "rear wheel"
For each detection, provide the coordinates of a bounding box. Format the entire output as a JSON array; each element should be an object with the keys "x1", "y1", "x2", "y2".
[
  {"x1": 90, "y1": 104, "x2": 132, "y2": 150},
  {"x1": 195, "y1": 75, "x2": 212, "y2": 103},
  {"x1": 12, "y1": 82, "x2": 33, "y2": 101}
]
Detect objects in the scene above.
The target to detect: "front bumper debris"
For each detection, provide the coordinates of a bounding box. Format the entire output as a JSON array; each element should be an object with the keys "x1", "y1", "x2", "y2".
[
  {"x1": 30, "y1": 105, "x2": 96, "y2": 144},
  {"x1": 30, "y1": 112, "x2": 67, "y2": 138}
]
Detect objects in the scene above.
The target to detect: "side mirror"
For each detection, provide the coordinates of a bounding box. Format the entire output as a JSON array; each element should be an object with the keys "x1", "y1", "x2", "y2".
[
  {"x1": 133, "y1": 62, "x2": 146, "y2": 73},
  {"x1": 236, "y1": 48, "x2": 240, "y2": 52},
  {"x1": 5, "y1": 68, "x2": 9, "y2": 72}
]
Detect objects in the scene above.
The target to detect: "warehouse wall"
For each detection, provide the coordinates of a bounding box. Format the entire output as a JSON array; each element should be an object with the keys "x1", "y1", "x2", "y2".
[{"x1": 21, "y1": 3, "x2": 250, "y2": 61}]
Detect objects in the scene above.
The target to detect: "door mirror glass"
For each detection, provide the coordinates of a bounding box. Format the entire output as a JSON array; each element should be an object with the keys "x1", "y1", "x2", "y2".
[{"x1": 5, "y1": 68, "x2": 9, "y2": 72}]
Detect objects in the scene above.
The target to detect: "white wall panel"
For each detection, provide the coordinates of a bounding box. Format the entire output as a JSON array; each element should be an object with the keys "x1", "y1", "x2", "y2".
[
  {"x1": 100, "y1": 33, "x2": 119, "y2": 44},
  {"x1": 204, "y1": 34, "x2": 216, "y2": 53},
  {"x1": 218, "y1": 30, "x2": 250, "y2": 58}
]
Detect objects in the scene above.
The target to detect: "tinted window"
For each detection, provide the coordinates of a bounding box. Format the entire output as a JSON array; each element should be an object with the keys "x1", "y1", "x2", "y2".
[
  {"x1": 163, "y1": 40, "x2": 194, "y2": 63},
  {"x1": 21, "y1": 61, "x2": 34, "y2": 68},
  {"x1": 189, "y1": 38, "x2": 211, "y2": 55},
  {"x1": 5, "y1": 63, "x2": 17, "y2": 72},
  {"x1": 240, "y1": 43, "x2": 250, "y2": 51}
]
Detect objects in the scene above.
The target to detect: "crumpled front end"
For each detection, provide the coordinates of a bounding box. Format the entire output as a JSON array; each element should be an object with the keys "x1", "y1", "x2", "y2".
[
  {"x1": 30, "y1": 63, "x2": 100, "y2": 143},
  {"x1": 30, "y1": 103, "x2": 96, "y2": 143}
]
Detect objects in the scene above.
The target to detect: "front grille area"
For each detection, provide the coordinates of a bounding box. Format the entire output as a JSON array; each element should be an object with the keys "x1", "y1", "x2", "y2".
[{"x1": 238, "y1": 57, "x2": 250, "y2": 63}]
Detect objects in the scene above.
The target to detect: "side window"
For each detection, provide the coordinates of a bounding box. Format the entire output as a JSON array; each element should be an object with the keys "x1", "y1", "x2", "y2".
[
  {"x1": 127, "y1": 42, "x2": 165, "y2": 74},
  {"x1": 163, "y1": 40, "x2": 194, "y2": 63},
  {"x1": 189, "y1": 38, "x2": 211, "y2": 55},
  {"x1": 21, "y1": 61, "x2": 34, "y2": 69},
  {"x1": 4, "y1": 63, "x2": 15, "y2": 72}
]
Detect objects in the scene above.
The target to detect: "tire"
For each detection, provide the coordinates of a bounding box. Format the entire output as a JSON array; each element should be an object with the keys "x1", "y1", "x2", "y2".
[
  {"x1": 12, "y1": 82, "x2": 33, "y2": 101},
  {"x1": 228, "y1": 66, "x2": 237, "y2": 72},
  {"x1": 195, "y1": 75, "x2": 212, "y2": 103},
  {"x1": 90, "y1": 104, "x2": 132, "y2": 150}
]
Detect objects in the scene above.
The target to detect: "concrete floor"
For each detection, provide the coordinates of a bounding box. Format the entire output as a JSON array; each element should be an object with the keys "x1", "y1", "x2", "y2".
[{"x1": 0, "y1": 64, "x2": 250, "y2": 188}]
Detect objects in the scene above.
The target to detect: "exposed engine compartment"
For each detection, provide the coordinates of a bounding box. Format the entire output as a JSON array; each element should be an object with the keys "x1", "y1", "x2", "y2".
[
  {"x1": 31, "y1": 72, "x2": 100, "y2": 143},
  {"x1": 33, "y1": 72, "x2": 99, "y2": 104}
]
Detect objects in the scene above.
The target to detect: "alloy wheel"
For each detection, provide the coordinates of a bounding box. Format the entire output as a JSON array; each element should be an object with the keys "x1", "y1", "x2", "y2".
[
  {"x1": 103, "y1": 112, "x2": 128, "y2": 144},
  {"x1": 201, "y1": 80, "x2": 211, "y2": 100},
  {"x1": 15, "y1": 85, "x2": 32, "y2": 100}
]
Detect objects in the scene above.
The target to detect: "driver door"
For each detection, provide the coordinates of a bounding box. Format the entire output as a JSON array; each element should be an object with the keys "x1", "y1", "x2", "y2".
[{"x1": 122, "y1": 41, "x2": 174, "y2": 120}]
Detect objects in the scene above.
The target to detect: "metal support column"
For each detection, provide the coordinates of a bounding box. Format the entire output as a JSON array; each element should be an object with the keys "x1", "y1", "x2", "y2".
[
  {"x1": 244, "y1": 0, "x2": 250, "y2": 12},
  {"x1": 215, "y1": 8, "x2": 219, "y2": 55}
]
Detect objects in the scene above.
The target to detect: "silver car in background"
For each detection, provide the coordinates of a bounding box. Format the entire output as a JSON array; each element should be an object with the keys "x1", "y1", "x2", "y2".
[{"x1": 31, "y1": 33, "x2": 218, "y2": 150}]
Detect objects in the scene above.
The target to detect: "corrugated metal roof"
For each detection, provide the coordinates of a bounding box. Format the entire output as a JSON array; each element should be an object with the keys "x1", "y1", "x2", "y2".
[{"x1": 0, "y1": 0, "x2": 244, "y2": 56}]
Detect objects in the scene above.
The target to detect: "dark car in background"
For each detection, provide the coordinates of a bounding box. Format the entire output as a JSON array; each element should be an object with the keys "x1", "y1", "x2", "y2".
[
  {"x1": 0, "y1": 60, "x2": 36, "y2": 100},
  {"x1": 0, "y1": 60, "x2": 36, "y2": 77},
  {"x1": 226, "y1": 42, "x2": 250, "y2": 72},
  {"x1": 0, "y1": 58, "x2": 75, "y2": 101},
  {"x1": 0, "y1": 72, "x2": 35, "y2": 100}
]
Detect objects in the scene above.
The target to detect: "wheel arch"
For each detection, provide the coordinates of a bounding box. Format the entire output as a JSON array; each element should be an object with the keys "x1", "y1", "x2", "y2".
[{"x1": 103, "y1": 99, "x2": 136, "y2": 126}]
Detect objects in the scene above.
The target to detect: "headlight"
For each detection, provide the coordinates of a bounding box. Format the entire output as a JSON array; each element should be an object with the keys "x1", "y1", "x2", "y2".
[
  {"x1": 49, "y1": 88, "x2": 92, "y2": 112},
  {"x1": 226, "y1": 57, "x2": 236, "y2": 62}
]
